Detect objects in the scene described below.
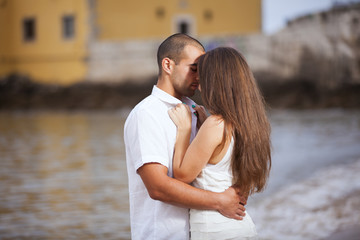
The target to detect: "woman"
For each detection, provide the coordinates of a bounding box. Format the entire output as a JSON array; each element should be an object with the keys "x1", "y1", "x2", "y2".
[{"x1": 168, "y1": 47, "x2": 271, "y2": 239}]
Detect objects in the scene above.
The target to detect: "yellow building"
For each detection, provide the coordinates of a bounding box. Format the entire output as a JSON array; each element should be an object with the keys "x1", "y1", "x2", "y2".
[
  {"x1": 0, "y1": 0, "x2": 262, "y2": 85},
  {"x1": 0, "y1": 0, "x2": 89, "y2": 85}
]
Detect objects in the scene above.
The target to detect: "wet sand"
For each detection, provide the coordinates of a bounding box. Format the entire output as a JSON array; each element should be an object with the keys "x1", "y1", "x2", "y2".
[
  {"x1": 325, "y1": 226, "x2": 360, "y2": 240},
  {"x1": 249, "y1": 159, "x2": 360, "y2": 240},
  {"x1": 247, "y1": 109, "x2": 360, "y2": 240}
]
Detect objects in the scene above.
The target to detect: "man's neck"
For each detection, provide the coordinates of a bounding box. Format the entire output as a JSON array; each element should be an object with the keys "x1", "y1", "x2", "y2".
[{"x1": 156, "y1": 78, "x2": 182, "y2": 100}]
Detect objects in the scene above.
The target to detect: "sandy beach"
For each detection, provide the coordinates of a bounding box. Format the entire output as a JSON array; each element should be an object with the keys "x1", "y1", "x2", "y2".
[
  {"x1": 248, "y1": 159, "x2": 360, "y2": 240},
  {"x1": 326, "y1": 225, "x2": 360, "y2": 240}
]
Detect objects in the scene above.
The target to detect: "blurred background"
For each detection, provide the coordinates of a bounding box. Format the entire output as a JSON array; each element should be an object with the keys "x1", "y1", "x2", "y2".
[{"x1": 0, "y1": 0, "x2": 360, "y2": 239}]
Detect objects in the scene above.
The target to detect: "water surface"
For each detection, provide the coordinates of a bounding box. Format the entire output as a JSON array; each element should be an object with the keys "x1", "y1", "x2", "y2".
[
  {"x1": 0, "y1": 109, "x2": 359, "y2": 239},
  {"x1": 0, "y1": 110, "x2": 130, "y2": 239}
]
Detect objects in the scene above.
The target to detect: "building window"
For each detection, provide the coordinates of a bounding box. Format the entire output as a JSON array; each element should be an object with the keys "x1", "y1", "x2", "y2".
[
  {"x1": 62, "y1": 15, "x2": 75, "y2": 39},
  {"x1": 204, "y1": 9, "x2": 213, "y2": 21},
  {"x1": 155, "y1": 7, "x2": 165, "y2": 19},
  {"x1": 179, "y1": 21, "x2": 188, "y2": 34},
  {"x1": 23, "y1": 18, "x2": 36, "y2": 42},
  {"x1": 173, "y1": 15, "x2": 195, "y2": 36},
  {"x1": 178, "y1": 0, "x2": 188, "y2": 9},
  {"x1": 0, "y1": 0, "x2": 8, "y2": 8}
]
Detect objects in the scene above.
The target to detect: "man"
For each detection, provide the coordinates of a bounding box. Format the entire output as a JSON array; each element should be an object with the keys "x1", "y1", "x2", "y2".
[{"x1": 124, "y1": 33, "x2": 246, "y2": 240}]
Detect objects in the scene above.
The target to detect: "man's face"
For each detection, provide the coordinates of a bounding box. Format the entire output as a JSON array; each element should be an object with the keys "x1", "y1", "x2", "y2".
[{"x1": 171, "y1": 45, "x2": 204, "y2": 98}]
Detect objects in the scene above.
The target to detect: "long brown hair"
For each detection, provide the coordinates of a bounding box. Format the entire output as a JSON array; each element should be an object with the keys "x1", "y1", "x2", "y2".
[{"x1": 198, "y1": 47, "x2": 271, "y2": 194}]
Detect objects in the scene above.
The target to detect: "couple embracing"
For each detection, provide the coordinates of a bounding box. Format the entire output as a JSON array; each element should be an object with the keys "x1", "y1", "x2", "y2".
[{"x1": 124, "y1": 33, "x2": 271, "y2": 240}]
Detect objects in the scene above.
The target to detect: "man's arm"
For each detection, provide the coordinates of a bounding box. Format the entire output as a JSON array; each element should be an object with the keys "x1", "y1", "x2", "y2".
[{"x1": 138, "y1": 163, "x2": 246, "y2": 220}]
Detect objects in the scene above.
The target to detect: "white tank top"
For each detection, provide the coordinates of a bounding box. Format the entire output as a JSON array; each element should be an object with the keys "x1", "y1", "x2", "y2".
[{"x1": 190, "y1": 139, "x2": 258, "y2": 240}]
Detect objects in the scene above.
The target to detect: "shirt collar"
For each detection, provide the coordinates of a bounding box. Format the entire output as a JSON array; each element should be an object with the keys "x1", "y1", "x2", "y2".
[
  {"x1": 151, "y1": 85, "x2": 182, "y2": 105},
  {"x1": 151, "y1": 85, "x2": 196, "y2": 113}
]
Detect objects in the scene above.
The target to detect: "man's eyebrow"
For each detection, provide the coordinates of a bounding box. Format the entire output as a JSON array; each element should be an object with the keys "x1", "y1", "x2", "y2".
[{"x1": 189, "y1": 63, "x2": 198, "y2": 67}]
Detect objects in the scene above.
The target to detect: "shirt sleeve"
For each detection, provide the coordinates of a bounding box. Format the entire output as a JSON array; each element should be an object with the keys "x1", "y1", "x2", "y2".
[{"x1": 125, "y1": 108, "x2": 170, "y2": 172}]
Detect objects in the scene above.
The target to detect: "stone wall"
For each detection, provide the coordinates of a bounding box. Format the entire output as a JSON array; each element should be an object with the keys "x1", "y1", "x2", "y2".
[
  {"x1": 86, "y1": 3, "x2": 360, "y2": 89},
  {"x1": 86, "y1": 40, "x2": 160, "y2": 83},
  {"x1": 246, "y1": 3, "x2": 360, "y2": 88}
]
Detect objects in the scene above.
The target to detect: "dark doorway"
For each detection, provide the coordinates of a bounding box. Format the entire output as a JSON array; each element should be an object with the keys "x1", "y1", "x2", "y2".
[{"x1": 179, "y1": 21, "x2": 188, "y2": 34}]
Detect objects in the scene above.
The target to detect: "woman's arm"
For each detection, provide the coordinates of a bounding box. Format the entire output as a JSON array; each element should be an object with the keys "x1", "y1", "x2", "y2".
[
  {"x1": 169, "y1": 104, "x2": 224, "y2": 183},
  {"x1": 168, "y1": 104, "x2": 193, "y2": 177}
]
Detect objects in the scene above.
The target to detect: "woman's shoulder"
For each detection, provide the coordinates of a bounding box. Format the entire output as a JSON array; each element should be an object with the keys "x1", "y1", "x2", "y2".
[
  {"x1": 204, "y1": 114, "x2": 224, "y2": 125},
  {"x1": 201, "y1": 115, "x2": 225, "y2": 133}
]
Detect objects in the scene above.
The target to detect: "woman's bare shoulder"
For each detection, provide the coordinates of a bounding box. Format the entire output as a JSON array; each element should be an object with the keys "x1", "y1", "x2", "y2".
[
  {"x1": 203, "y1": 115, "x2": 224, "y2": 127},
  {"x1": 200, "y1": 115, "x2": 225, "y2": 139}
]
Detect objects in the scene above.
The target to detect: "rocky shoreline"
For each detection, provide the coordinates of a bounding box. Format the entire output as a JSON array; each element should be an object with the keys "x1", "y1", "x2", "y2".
[
  {"x1": 258, "y1": 78, "x2": 360, "y2": 109},
  {"x1": 0, "y1": 75, "x2": 156, "y2": 110},
  {"x1": 1, "y1": 74, "x2": 359, "y2": 110}
]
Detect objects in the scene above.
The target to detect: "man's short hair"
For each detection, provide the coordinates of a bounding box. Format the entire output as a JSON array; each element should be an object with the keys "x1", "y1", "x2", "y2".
[{"x1": 157, "y1": 33, "x2": 205, "y2": 75}]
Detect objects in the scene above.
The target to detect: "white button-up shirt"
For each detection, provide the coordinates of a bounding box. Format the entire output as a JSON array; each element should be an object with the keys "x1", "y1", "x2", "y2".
[{"x1": 124, "y1": 86, "x2": 198, "y2": 240}]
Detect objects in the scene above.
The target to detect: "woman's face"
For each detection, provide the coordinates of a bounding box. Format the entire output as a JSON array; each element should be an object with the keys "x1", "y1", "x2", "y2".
[{"x1": 197, "y1": 72, "x2": 202, "y2": 92}]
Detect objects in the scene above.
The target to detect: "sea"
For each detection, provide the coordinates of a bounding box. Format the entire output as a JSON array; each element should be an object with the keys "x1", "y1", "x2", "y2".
[{"x1": 0, "y1": 108, "x2": 359, "y2": 239}]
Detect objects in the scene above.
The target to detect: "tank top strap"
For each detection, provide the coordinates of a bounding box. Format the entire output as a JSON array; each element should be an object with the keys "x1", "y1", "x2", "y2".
[{"x1": 212, "y1": 137, "x2": 234, "y2": 168}]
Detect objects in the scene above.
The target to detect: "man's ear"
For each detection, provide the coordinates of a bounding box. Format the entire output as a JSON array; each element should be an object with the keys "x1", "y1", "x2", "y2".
[{"x1": 162, "y1": 58, "x2": 172, "y2": 75}]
